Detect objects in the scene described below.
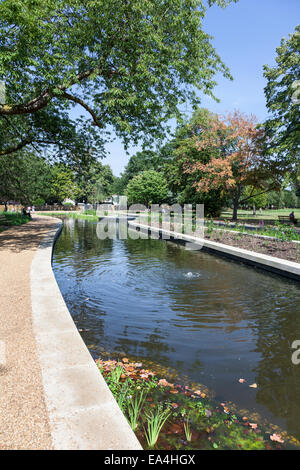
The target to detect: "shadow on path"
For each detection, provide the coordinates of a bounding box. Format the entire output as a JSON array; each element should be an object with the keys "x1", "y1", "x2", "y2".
[{"x1": 0, "y1": 217, "x2": 58, "y2": 253}]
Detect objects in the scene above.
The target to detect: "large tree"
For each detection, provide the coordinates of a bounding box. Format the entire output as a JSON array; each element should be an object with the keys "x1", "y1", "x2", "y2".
[
  {"x1": 126, "y1": 170, "x2": 169, "y2": 206},
  {"x1": 76, "y1": 160, "x2": 115, "y2": 203},
  {"x1": 263, "y1": 25, "x2": 300, "y2": 167},
  {"x1": 163, "y1": 108, "x2": 228, "y2": 216},
  {"x1": 116, "y1": 150, "x2": 161, "y2": 194},
  {"x1": 49, "y1": 163, "x2": 80, "y2": 203},
  {"x1": 0, "y1": 151, "x2": 52, "y2": 207},
  {"x1": 182, "y1": 110, "x2": 281, "y2": 220},
  {"x1": 0, "y1": 0, "x2": 237, "y2": 158}
]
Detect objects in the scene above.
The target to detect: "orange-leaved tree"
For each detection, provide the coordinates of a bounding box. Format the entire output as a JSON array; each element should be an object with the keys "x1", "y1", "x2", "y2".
[{"x1": 182, "y1": 110, "x2": 281, "y2": 220}]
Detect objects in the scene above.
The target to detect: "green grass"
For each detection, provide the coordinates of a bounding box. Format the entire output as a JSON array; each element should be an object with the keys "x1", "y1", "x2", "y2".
[
  {"x1": 0, "y1": 211, "x2": 30, "y2": 232},
  {"x1": 220, "y1": 208, "x2": 300, "y2": 221},
  {"x1": 83, "y1": 209, "x2": 97, "y2": 216},
  {"x1": 36, "y1": 211, "x2": 99, "y2": 221},
  {"x1": 210, "y1": 221, "x2": 300, "y2": 242}
]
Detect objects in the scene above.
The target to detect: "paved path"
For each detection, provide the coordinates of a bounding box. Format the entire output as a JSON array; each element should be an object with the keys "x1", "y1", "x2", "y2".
[{"x1": 0, "y1": 216, "x2": 56, "y2": 449}]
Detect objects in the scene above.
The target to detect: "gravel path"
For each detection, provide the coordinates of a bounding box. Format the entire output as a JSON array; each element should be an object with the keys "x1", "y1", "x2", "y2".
[{"x1": 0, "y1": 216, "x2": 56, "y2": 450}]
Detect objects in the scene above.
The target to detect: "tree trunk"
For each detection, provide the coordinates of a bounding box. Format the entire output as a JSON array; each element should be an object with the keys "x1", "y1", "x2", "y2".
[
  {"x1": 232, "y1": 200, "x2": 238, "y2": 221},
  {"x1": 232, "y1": 187, "x2": 241, "y2": 222},
  {"x1": 4, "y1": 201, "x2": 8, "y2": 212}
]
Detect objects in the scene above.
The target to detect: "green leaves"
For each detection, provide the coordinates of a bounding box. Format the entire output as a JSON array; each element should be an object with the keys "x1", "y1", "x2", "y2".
[
  {"x1": 126, "y1": 170, "x2": 169, "y2": 206},
  {"x1": 263, "y1": 25, "x2": 300, "y2": 165},
  {"x1": 0, "y1": 0, "x2": 237, "y2": 156}
]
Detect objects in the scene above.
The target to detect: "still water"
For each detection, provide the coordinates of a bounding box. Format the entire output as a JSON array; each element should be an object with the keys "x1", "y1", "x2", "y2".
[{"x1": 53, "y1": 217, "x2": 300, "y2": 439}]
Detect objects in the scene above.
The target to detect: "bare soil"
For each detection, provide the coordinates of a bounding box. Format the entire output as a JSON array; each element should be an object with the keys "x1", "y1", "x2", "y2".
[{"x1": 205, "y1": 231, "x2": 300, "y2": 264}]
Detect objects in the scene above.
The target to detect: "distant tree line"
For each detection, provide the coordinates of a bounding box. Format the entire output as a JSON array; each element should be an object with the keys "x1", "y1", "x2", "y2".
[{"x1": 0, "y1": 151, "x2": 115, "y2": 208}]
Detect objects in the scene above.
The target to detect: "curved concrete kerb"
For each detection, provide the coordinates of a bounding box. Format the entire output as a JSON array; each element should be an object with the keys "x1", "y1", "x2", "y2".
[
  {"x1": 128, "y1": 221, "x2": 300, "y2": 281},
  {"x1": 30, "y1": 216, "x2": 142, "y2": 450}
]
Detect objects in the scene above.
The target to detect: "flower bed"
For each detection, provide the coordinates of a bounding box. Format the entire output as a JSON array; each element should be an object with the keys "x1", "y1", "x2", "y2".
[{"x1": 205, "y1": 230, "x2": 300, "y2": 263}]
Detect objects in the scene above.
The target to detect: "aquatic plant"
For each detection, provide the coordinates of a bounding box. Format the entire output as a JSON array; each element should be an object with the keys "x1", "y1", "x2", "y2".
[
  {"x1": 127, "y1": 390, "x2": 147, "y2": 431},
  {"x1": 183, "y1": 414, "x2": 192, "y2": 442},
  {"x1": 109, "y1": 364, "x2": 124, "y2": 384},
  {"x1": 144, "y1": 406, "x2": 170, "y2": 448},
  {"x1": 96, "y1": 357, "x2": 297, "y2": 451}
]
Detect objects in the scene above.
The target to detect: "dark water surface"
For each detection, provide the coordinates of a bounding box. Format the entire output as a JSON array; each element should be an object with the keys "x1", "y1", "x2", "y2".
[{"x1": 53, "y1": 217, "x2": 300, "y2": 440}]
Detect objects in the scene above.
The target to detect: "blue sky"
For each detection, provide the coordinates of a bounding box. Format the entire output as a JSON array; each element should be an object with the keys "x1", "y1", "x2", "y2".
[{"x1": 100, "y1": 0, "x2": 299, "y2": 176}]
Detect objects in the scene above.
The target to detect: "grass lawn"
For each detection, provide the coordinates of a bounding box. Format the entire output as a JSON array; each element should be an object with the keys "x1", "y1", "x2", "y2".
[
  {"x1": 36, "y1": 211, "x2": 99, "y2": 221},
  {"x1": 220, "y1": 208, "x2": 300, "y2": 221},
  {"x1": 0, "y1": 211, "x2": 31, "y2": 232}
]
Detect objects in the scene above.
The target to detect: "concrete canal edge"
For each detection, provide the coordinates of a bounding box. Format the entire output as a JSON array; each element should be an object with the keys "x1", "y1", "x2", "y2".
[
  {"x1": 30, "y1": 217, "x2": 142, "y2": 450},
  {"x1": 128, "y1": 222, "x2": 300, "y2": 282}
]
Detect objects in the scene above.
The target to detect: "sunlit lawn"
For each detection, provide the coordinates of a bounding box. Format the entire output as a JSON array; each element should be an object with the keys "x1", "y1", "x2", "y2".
[
  {"x1": 0, "y1": 211, "x2": 30, "y2": 232},
  {"x1": 220, "y1": 208, "x2": 300, "y2": 221}
]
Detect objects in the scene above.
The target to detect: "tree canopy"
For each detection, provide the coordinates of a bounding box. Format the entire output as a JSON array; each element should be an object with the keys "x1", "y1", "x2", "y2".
[
  {"x1": 177, "y1": 109, "x2": 281, "y2": 219},
  {"x1": 263, "y1": 25, "x2": 300, "y2": 166},
  {"x1": 0, "y1": 0, "x2": 237, "y2": 158},
  {"x1": 0, "y1": 151, "x2": 52, "y2": 205},
  {"x1": 115, "y1": 150, "x2": 162, "y2": 194},
  {"x1": 126, "y1": 170, "x2": 169, "y2": 206},
  {"x1": 76, "y1": 160, "x2": 114, "y2": 203}
]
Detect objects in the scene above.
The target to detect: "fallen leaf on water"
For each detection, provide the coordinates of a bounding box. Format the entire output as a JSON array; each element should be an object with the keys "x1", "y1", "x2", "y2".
[
  {"x1": 249, "y1": 423, "x2": 258, "y2": 429},
  {"x1": 249, "y1": 383, "x2": 258, "y2": 388},
  {"x1": 270, "y1": 433, "x2": 284, "y2": 443},
  {"x1": 158, "y1": 379, "x2": 169, "y2": 387}
]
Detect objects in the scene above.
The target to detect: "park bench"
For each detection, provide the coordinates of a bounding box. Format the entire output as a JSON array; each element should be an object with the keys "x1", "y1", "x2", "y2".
[
  {"x1": 278, "y1": 215, "x2": 293, "y2": 225},
  {"x1": 0, "y1": 214, "x2": 13, "y2": 226}
]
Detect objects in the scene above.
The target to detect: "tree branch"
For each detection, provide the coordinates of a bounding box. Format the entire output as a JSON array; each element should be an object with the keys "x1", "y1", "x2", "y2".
[
  {"x1": 0, "y1": 137, "x2": 58, "y2": 156},
  {"x1": 0, "y1": 66, "x2": 120, "y2": 117},
  {"x1": 59, "y1": 91, "x2": 104, "y2": 127},
  {"x1": 239, "y1": 186, "x2": 276, "y2": 204},
  {"x1": 0, "y1": 138, "x2": 33, "y2": 156}
]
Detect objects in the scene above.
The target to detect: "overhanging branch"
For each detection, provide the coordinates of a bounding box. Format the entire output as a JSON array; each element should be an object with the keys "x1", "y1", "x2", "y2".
[
  {"x1": 0, "y1": 66, "x2": 120, "y2": 117},
  {"x1": 59, "y1": 91, "x2": 104, "y2": 128}
]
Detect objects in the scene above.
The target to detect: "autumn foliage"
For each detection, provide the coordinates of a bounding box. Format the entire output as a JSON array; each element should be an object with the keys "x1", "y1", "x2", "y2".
[{"x1": 181, "y1": 110, "x2": 279, "y2": 219}]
